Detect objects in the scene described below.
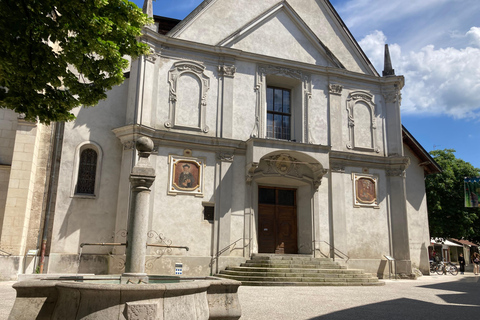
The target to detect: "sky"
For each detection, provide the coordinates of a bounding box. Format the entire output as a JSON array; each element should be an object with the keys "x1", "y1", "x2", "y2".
[{"x1": 132, "y1": 0, "x2": 480, "y2": 170}]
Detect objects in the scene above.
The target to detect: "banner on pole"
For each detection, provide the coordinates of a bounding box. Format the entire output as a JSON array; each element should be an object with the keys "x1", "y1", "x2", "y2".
[{"x1": 464, "y1": 177, "x2": 480, "y2": 207}]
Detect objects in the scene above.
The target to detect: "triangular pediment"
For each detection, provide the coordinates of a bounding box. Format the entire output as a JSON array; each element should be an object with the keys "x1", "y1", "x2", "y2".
[
  {"x1": 217, "y1": 3, "x2": 343, "y2": 68},
  {"x1": 168, "y1": 0, "x2": 378, "y2": 75}
]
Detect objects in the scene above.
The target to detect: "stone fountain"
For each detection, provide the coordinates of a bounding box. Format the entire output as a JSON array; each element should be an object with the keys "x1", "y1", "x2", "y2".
[{"x1": 8, "y1": 137, "x2": 241, "y2": 320}]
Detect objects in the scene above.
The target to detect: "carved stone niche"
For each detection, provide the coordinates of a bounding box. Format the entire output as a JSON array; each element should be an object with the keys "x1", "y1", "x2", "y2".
[
  {"x1": 346, "y1": 91, "x2": 379, "y2": 153},
  {"x1": 164, "y1": 61, "x2": 210, "y2": 133}
]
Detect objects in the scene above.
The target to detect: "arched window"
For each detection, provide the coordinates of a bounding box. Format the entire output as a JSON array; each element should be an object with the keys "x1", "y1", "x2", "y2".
[
  {"x1": 75, "y1": 148, "x2": 98, "y2": 195},
  {"x1": 72, "y1": 142, "x2": 102, "y2": 198}
]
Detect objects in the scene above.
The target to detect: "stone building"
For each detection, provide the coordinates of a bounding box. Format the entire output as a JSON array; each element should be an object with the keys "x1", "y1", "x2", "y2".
[{"x1": 0, "y1": 0, "x2": 440, "y2": 280}]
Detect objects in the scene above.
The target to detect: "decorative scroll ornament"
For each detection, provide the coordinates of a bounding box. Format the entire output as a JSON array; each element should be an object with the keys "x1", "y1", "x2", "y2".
[
  {"x1": 218, "y1": 65, "x2": 237, "y2": 78},
  {"x1": 329, "y1": 84, "x2": 343, "y2": 95},
  {"x1": 270, "y1": 154, "x2": 296, "y2": 175},
  {"x1": 217, "y1": 152, "x2": 234, "y2": 162},
  {"x1": 330, "y1": 164, "x2": 345, "y2": 173},
  {"x1": 246, "y1": 162, "x2": 259, "y2": 184},
  {"x1": 258, "y1": 65, "x2": 303, "y2": 80},
  {"x1": 145, "y1": 48, "x2": 160, "y2": 63},
  {"x1": 123, "y1": 141, "x2": 135, "y2": 150},
  {"x1": 145, "y1": 230, "x2": 173, "y2": 271}
]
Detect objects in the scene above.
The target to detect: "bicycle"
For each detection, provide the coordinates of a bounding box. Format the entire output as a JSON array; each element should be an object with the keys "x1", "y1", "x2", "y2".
[
  {"x1": 432, "y1": 261, "x2": 458, "y2": 275},
  {"x1": 445, "y1": 262, "x2": 458, "y2": 275}
]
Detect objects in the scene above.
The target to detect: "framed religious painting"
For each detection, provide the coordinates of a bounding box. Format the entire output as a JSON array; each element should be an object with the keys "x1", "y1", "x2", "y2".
[
  {"x1": 352, "y1": 173, "x2": 379, "y2": 208},
  {"x1": 168, "y1": 155, "x2": 205, "y2": 197}
]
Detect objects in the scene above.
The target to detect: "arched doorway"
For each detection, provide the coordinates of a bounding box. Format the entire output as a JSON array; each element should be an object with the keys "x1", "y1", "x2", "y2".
[{"x1": 247, "y1": 151, "x2": 327, "y2": 255}]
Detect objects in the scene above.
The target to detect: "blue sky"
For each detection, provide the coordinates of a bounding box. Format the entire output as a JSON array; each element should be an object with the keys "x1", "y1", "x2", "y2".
[{"x1": 132, "y1": 0, "x2": 480, "y2": 169}]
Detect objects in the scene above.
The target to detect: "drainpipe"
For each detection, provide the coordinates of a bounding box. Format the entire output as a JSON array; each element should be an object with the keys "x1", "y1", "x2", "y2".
[{"x1": 38, "y1": 122, "x2": 64, "y2": 274}]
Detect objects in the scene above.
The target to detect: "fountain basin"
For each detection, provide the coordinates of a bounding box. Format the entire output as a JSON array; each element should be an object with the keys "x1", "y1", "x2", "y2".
[{"x1": 9, "y1": 276, "x2": 241, "y2": 320}]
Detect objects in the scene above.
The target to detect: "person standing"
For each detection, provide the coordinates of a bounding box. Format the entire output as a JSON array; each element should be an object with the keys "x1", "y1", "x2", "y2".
[
  {"x1": 458, "y1": 253, "x2": 465, "y2": 274},
  {"x1": 473, "y1": 252, "x2": 480, "y2": 275}
]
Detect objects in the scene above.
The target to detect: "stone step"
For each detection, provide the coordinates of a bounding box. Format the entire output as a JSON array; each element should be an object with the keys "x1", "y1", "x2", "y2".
[
  {"x1": 250, "y1": 254, "x2": 330, "y2": 261},
  {"x1": 238, "y1": 281, "x2": 385, "y2": 286},
  {"x1": 219, "y1": 270, "x2": 375, "y2": 279},
  {"x1": 243, "y1": 259, "x2": 341, "y2": 265},
  {"x1": 215, "y1": 254, "x2": 383, "y2": 287},
  {"x1": 219, "y1": 275, "x2": 380, "y2": 283},
  {"x1": 240, "y1": 262, "x2": 344, "y2": 269},
  {"x1": 225, "y1": 266, "x2": 364, "y2": 274}
]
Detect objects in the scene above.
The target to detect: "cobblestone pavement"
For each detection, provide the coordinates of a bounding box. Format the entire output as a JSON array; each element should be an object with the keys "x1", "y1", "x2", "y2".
[{"x1": 1, "y1": 274, "x2": 479, "y2": 320}]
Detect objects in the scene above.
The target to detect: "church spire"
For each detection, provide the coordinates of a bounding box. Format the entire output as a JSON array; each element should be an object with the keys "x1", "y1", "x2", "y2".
[
  {"x1": 382, "y1": 44, "x2": 395, "y2": 77},
  {"x1": 143, "y1": 0, "x2": 153, "y2": 18}
]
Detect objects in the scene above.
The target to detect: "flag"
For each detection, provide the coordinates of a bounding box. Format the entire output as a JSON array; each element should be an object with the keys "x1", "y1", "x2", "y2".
[{"x1": 464, "y1": 177, "x2": 480, "y2": 207}]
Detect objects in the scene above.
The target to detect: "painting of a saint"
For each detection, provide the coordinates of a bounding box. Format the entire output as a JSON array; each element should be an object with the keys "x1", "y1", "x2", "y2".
[
  {"x1": 356, "y1": 177, "x2": 376, "y2": 204},
  {"x1": 173, "y1": 161, "x2": 200, "y2": 191}
]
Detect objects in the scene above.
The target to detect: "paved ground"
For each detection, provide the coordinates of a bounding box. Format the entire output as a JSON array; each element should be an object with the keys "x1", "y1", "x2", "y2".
[{"x1": 0, "y1": 274, "x2": 479, "y2": 319}]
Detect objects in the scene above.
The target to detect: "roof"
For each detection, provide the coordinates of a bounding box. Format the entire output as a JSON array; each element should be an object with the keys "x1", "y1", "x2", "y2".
[
  {"x1": 163, "y1": 0, "x2": 380, "y2": 75},
  {"x1": 402, "y1": 126, "x2": 442, "y2": 175},
  {"x1": 450, "y1": 238, "x2": 479, "y2": 247},
  {"x1": 153, "y1": 15, "x2": 181, "y2": 35}
]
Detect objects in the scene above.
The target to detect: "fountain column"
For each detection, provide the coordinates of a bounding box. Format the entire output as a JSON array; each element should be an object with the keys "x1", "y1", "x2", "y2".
[{"x1": 122, "y1": 137, "x2": 155, "y2": 283}]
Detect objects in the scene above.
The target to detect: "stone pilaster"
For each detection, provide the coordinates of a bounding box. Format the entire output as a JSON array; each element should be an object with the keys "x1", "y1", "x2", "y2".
[
  {"x1": 383, "y1": 85, "x2": 403, "y2": 156},
  {"x1": 387, "y1": 165, "x2": 412, "y2": 275},
  {"x1": 328, "y1": 84, "x2": 343, "y2": 150},
  {"x1": 213, "y1": 151, "x2": 235, "y2": 273},
  {"x1": 329, "y1": 163, "x2": 347, "y2": 258},
  {"x1": 217, "y1": 64, "x2": 236, "y2": 138}
]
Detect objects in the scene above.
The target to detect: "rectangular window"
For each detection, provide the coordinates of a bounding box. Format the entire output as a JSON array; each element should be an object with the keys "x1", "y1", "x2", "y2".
[
  {"x1": 266, "y1": 87, "x2": 291, "y2": 140},
  {"x1": 202, "y1": 202, "x2": 215, "y2": 222}
]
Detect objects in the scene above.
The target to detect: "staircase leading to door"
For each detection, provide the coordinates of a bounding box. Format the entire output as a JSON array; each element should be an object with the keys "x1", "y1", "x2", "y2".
[{"x1": 216, "y1": 254, "x2": 384, "y2": 286}]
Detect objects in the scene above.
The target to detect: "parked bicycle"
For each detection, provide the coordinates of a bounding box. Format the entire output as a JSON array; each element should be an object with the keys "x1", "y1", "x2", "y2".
[{"x1": 430, "y1": 260, "x2": 458, "y2": 275}]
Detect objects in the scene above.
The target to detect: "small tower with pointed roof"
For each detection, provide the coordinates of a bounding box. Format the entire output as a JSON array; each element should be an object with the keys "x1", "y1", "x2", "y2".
[{"x1": 383, "y1": 44, "x2": 395, "y2": 76}]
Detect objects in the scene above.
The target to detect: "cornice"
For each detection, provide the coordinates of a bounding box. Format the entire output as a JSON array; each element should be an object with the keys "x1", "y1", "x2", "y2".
[
  {"x1": 246, "y1": 138, "x2": 331, "y2": 154},
  {"x1": 141, "y1": 30, "x2": 404, "y2": 87},
  {"x1": 112, "y1": 125, "x2": 246, "y2": 154},
  {"x1": 330, "y1": 151, "x2": 410, "y2": 170}
]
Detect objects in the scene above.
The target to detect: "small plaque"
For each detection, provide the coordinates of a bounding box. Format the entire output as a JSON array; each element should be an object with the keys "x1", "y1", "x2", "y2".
[{"x1": 26, "y1": 249, "x2": 38, "y2": 256}]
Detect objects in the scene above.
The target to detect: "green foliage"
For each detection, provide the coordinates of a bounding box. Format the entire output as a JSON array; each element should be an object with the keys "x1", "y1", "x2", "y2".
[
  {"x1": 426, "y1": 149, "x2": 480, "y2": 241},
  {"x1": 0, "y1": 0, "x2": 152, "y2": 123}
]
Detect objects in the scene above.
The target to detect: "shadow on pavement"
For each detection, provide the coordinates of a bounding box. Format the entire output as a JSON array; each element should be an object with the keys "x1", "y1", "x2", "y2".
[
  {"x1": 310, "y1": 277, "x2": 480, "y2": 320},
  {"x1": 418, "y1": 277, "x2": 480, "y2": 306},
  {"x1": 309, "y1": 298, "x2": 480, "y2": 320}
]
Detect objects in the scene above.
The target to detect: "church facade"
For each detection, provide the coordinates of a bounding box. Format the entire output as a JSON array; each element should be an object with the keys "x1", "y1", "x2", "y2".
[{"x1": 0, "y1": 0, "x2": 440, "y2": 280}]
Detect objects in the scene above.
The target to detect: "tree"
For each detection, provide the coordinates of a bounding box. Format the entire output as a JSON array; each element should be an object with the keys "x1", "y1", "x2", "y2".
[
  {"x1": 426, "y1": 149, "x2": 480, "y2": 240},
  {"x1": 0, "y1": 0, "x2": 152, "y2": 124}
]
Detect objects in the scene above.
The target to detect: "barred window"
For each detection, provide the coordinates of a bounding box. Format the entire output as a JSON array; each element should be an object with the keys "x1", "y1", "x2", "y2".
[{"x1": 75, "y1": 148, "x2": 97, "y2": 195}]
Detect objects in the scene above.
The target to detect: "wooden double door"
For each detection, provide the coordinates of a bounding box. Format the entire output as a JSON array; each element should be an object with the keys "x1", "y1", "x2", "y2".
[{"x1": 258, "y1": 187, "x2": 297, "y2": 254}]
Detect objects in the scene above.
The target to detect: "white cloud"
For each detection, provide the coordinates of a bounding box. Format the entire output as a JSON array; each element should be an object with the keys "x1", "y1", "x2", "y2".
[
  {"x1": 359, "y1": 30, "x2": 480, "y2": 119},
  {"x1": 466, "y1": 27, "x2": 480, "y2": 47}
]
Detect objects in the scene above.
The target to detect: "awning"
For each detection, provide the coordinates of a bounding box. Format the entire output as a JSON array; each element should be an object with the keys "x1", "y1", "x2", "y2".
[{"x1": 443, "y1": 240, "x2": 463, "y2": 247}]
